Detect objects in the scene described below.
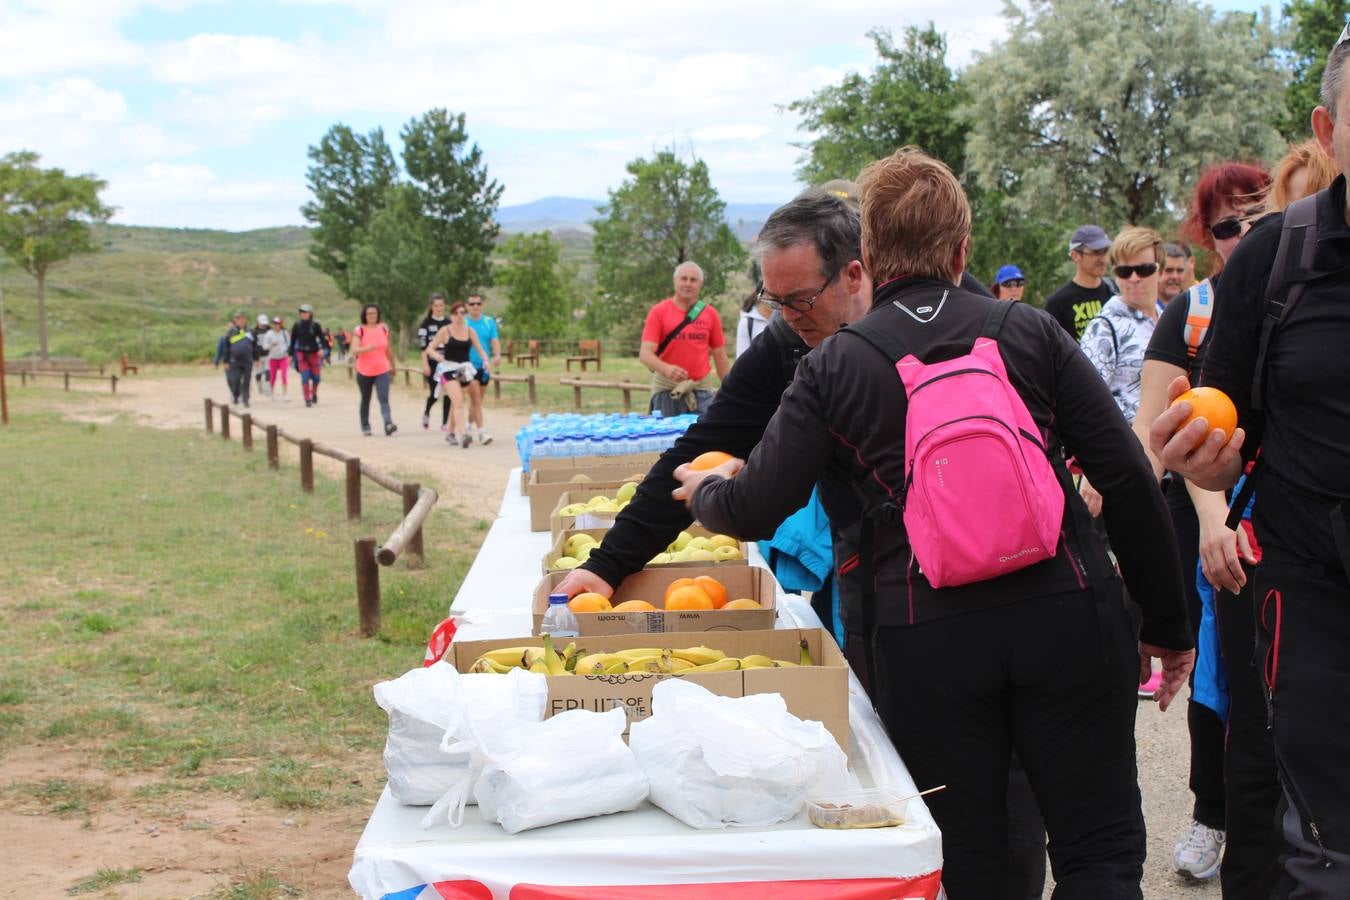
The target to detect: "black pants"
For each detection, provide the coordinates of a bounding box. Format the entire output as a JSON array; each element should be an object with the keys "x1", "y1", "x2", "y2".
[
  {"x1": 1215, "y1": 564, "x2": 1283, "y2": 899},
  {"x1": 872, "y1": 589, "x2": 1144, "y2": 900},
  {"x1": 225, "y1": 360, "x2": 250, "y2": 405},
  {"x1": 1256, "y1": 558, "x2": 1350, "y2": 898},
  {"x1": 1168, "y1": 500, "x2": 1227, "y2": 830},
  {"x1": 423, "y1": 374, "x2": 449, "y2": 424}
]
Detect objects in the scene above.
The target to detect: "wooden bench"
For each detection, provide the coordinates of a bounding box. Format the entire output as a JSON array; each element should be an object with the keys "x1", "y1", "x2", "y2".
[
  {"x1": 565, "y1": 339, "x2": 602, "y2": 372},
  {"x1": 120, "y1": 353, "x2": 139, "y2": 375},
  {"x1": 491, "y1": 372, "x2": 538, "y2": 405},
  {"x1": 514, "y1": 339, "x2": 540, "y2": 368},
  {"x1": 559, "y1": 377, "x2": 651, "y2": 412}
]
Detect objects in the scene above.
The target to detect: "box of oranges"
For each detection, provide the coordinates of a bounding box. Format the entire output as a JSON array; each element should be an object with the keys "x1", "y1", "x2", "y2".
[
  {"x1": 542, "y1": 525, "x2": 749, "y2": 575},
  {"x1": 531, "y1": 565, "x2": 777, "y2": 635}
]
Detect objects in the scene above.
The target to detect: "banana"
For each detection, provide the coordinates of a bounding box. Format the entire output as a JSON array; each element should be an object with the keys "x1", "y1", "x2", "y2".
[
  {"x1": 528, "y1": 659, "x2": 549, "y2": 675},
  {"x1": 612, "y1": 647, "x2": 668, "y2": 661},
  {"x1": 541, "y1": 634, "x2": 567, "y2": 675},
  {"x1": 477, "y1": 646, "x2": 543, "y2": 667},
  {"x1": 470, "y1": 657, "x2": 513, "y2": 674},
  {"x1": 739, "y1": 654, "x2": 774, "y2": 669},
  {"x1": 771, "y1": 659, "x2": 799, "y2": 667},
  {"x1": 563, "y1": 644, "x2": 584, "y2": 673},
  {"x1": 677, "y1": 657, "x2": 742, "y2": 674},
  {"x1": 671, "y1": 646, "x2": 726, "y2": 666},
  {"x1": 618, "y1": 654, "x2": 665, "y2": 673},
  {"x1": 602, "y1": 659, "x2": 631, "y2": 675},
  {"x1": 667, "y1": 656, "x2": 695, "y2": 672},
  {"x1": 576, "y1": 652, "x2": 628, "y2": 673},
  {"x1": 798, "y1": 639, "x2": 814, "y2": 667}
]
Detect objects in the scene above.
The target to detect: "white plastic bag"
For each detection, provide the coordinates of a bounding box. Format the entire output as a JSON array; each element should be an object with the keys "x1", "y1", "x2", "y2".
[
  {"x1": 372, "y1": 662, "x2": 546, "y2": 812},
  {"x1": 472, "y1": 706, "x2": 649, "y2": 834},
  {"x1": 629, "y1": 679, "x2": 850, "y2": 828}
]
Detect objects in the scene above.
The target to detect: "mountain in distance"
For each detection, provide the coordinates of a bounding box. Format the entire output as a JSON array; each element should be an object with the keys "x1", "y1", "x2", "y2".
[{"x1": 496, "y1": 196, "x2": 778, "y2": 242}]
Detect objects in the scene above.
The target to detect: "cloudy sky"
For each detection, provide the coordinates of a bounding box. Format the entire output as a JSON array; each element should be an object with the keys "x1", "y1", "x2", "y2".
[{"x1": 1, "y1": 0, "x2": 1269, "y2": 230}]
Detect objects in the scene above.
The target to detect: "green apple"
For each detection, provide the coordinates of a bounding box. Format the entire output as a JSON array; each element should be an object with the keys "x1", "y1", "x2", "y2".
[
  {"x1": 687, "y1": 536, "x2": 711, "y2": 552},
  {"x1": 560, "y1": 503, "x2": 587, "y2": 516},
  {"x1": 687, "y1": 548, "x2": 716, "y2": 562},
  {"x1": 711, "y1": 545, "x2": 742, "y2": 561},
  {"x1": 672, "y1": 549, "x2": 694, "y2": 563},
  {"x1": 616, "y1": 481, "x2": 639, "y2": 502},
  {"x1": 568, "y1": 473, "x2": 593, "y2": 483},
  {"x1": 649, "y1": 552, "x2": 673, "y2": 565},
  {"x1": 575, "y1": 544, "x2": 594, "y2": 561},
  {"x1": 553, "y1": 556, "x2": 580, "y2": 569},
  {"x1": 564, "y1": 533, "x2": 599, "y2": 557},
  {"x1": 673, "y1": 530, "x2": 694, "y2": 552},
  {"x1": 709, "y1": 534, "x2": 738, "y2": 550}
]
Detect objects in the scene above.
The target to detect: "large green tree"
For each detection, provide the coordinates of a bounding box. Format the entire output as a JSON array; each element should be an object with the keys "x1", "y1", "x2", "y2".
[
  {"x1": 591, "y1": 150, "x2": 746, "y2": 334},
  {"x1": 401, "y1": 109, "x2": 504, "y2": 305},
  {"x1": 496, "y1": 231, "x2": 576, "y2": 338},
  {"x1": 964, "y1": 0, "x2": 1286, "y2": 226},
  {"x1": 301, "y1": 125, "x2": 398, "y2": 296},
  {"x1": 0, "y1": 151, "x2": 112, "y2": 360},
  {"x1": 1279, "y1": 0, "x2": 1350, "y2": 139},
  {"x1": 346, "y1": 185, "x2": 443, "y2": 350}
]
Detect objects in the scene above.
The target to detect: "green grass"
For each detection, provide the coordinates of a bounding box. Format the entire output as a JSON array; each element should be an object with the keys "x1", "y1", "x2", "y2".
[
  {"x1": 67, "y1": 866, "x2": 143, "y2": 895},
  {"x1": 205, "y1": 869, "x2": 301, "y2": 899},
  {"x1": 0, "y1": 403, "x2": 481, "y2": 813}
]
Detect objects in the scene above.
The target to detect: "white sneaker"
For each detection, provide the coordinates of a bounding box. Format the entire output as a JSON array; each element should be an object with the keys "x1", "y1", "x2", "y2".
[
  {"x1": 1173, "y1": 820, "x2": 1224, "y2": 880},
  {"x1": 479, "y1": 429, "x2": 493, "y2": 445}
]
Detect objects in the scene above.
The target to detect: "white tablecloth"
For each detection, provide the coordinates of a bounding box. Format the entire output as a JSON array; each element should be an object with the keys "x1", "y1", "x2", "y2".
[{"x1": 349, "y1": 470, "x2": 943, "y2": 900}]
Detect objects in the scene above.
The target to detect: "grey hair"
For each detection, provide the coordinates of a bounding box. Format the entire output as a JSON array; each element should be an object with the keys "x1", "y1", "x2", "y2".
[
  {"x1": 755, "y1": 193, "x2": 862, "y2": 280},
  {"x1": 1164, "y1": 241, "x2": 1191, "y2": 259},
  {"x1": 673, "y1": 261, "x2": 704, "y2": 280},
  {"x1": 1321, "y1": 39, "x2": 1350, "y2": 121}
]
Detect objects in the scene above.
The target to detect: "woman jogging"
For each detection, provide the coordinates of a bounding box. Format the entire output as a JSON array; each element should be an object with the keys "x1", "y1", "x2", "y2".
[
  {"x1": 423, "y1": 299, "x2": 490, "y2": 448},
  {"x1": 261, "y1": 316, "x2": 291, "y2": 400},
  {"x1": 417, "y1": 293, "x2": 452, "y2": 432},
  {"x1": 350, "y1": 303, "x2": 398, "y2": 437}
]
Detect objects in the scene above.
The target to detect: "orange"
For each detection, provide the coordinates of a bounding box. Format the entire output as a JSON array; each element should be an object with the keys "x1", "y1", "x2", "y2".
[
  {"x1": 693, "y1": 575, "x2": 728, "y2": 610},
  {"x1": 612, "y1": 599, "x2": 657, "y2": 612},
  {"x1": 568, "y1": 592, "x2": 613, "y2": 613},
  {"x1": 1169, "y1": 387, "x2": 1238, "y2": 448},
  {"x1": 690, "y1": 451, "x2": 736, "y2": 472},
  {"x1": 664, "y1": 585, "x2": 714, "y2": 611},
  {"x1": 722, "y1": 598, "x2": 763, "y2": 610},
  {"x1": 664, "y1": 577, "x2": 697, "y2": 602}
]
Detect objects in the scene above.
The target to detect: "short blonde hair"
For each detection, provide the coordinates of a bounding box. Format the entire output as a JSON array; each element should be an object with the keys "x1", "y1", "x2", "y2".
[
  {"x1": 857, "y1": 147, "x2": 971, "y2": 282},
  {"x1": 1266, "y1": 139, "x2": 1339, "y2": 213},
  {"x1": 1109, "y1": 226, "x2": 1163, "y2": 267}
]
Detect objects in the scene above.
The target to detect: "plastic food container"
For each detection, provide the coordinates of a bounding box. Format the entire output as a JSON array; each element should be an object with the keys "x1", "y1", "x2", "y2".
[{"x1": 807, "y1": 789, "x2": 908, "y2": 829}]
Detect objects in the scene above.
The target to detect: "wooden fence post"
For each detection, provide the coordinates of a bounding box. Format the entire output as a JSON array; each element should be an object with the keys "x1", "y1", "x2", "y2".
[
  {"x1": 527, "y1": 374, "x2": 536, "y2": 405},
  {"x1": 64, "y1": 372, "x2": 70, "y2": 391},
  {"x1": 346, "y1": 457, "x2": 362, "y2": 520},
  {"x1": 572, "y1": 383, "x2": 582, "y2": 409},
  {"x1": 355, "y1": 537, "x2": 380, "y2": 637},
  {"x1": 204, "y1": 399, "x2": 214, "y2": 433},
  {"x1": 403, "y1": 369, "x2": 410, "y2": 387},
  {"x1": 401, "y1": 482, "x2": 425, "y2": 566},
  {"x1": 266, "y1": 425, "x2": 279, "y2": 469},
  {"x1": 241, "y1": 414, "x2": 253, "y2": 450},
  {"x1": 110, "y1": 375, "x2": 118, "y2": 394},
  {"x1": 299, "y1": 439, "x2": 314, "y2": 492},
  {"x1": 493, "y1": 378, "x2": 501, "y2": 400},
  {"x1": 622, "y1": 387, "x2": 633, "y2": 413},
  {"x1": 220, "y1": 405, "x2": 231, "y2": 440}
]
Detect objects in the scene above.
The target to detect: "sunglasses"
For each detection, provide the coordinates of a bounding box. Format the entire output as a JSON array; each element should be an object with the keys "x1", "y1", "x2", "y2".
[
  {"x1": 467, "y1": 302, "x2": 483, "y2": 307},
  {"x1": 1209, "y1": 218, "x2": 1245, "y2": 241},
  {"x1": 1112, "y1": 263, "x2": 1159, "y2": 280},
  {"x1": 1000, "y1": 279, "x2": 1026, "y2": 288}
]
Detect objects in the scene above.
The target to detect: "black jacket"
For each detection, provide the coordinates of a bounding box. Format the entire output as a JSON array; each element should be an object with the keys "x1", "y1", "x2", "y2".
[
  {"x1": 691, "y1": 277, "x2": 1191, "y2": 650},
  {"x1": 291, "y1": 318, "x2": 329, "y2": 354}
]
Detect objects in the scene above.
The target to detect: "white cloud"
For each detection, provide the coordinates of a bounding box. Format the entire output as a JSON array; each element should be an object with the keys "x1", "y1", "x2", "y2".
[{"x1": 107, "y1": 161, "x2": 309, "y2": 229}]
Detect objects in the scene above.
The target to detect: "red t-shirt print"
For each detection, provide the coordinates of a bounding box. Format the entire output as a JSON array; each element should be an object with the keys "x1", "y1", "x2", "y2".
[{"x1": 640, "y1": 298, "x2": 725, "y2": 381}]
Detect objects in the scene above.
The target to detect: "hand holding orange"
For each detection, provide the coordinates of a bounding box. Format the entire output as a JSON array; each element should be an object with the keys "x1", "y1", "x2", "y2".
[
  {"x1": 1168, "y1": 387, "x2": 1238, "y2": 449},
  {"x1": 689, "y1": 450, "x2": 737, "y2": 474}
]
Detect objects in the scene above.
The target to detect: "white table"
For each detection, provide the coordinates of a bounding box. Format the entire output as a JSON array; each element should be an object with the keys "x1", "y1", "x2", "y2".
[{"x1": 349, "y1": 470, "x2": 944, "y2": 900}]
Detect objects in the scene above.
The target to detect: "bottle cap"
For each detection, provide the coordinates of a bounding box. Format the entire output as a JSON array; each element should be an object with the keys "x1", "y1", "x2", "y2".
[{"x1": 548, "y1": 593, "x2": 569, "y2": 606}]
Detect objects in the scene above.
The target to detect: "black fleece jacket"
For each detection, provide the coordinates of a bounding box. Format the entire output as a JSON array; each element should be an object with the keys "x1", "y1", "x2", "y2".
[{"x1": 691, "y1": 277, "x2": 1192, "y2": 650}]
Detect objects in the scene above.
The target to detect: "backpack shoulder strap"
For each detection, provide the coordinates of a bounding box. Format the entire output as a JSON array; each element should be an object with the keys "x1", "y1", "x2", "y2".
[
  {"x1": 843, "y1": 315, "x2": 908, "y2": 364},
  {"x1": 1183, "y1": 280, "x2": 1214, "y2": 360},
  {"x1": 978, "y1": 298, "x2": 1015, "y2": 341},
  {"x1": 1253, "y1": 194, "x2": 1321, "y2": 410},
  {"x1": 1087, "y1": 313, "x2": 1120, "y2": 357}
]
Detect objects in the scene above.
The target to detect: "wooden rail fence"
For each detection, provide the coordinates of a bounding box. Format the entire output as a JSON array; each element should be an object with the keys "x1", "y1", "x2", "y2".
[
  {"x1": 8, "y1": 369, "x2": 120, "y2": 393},
  {"x1": 558, "y1": 377, "x2": 651, "y2": 412},
  {"x1": 204, "y1": 397, "x2": 437, "y2": 636}
]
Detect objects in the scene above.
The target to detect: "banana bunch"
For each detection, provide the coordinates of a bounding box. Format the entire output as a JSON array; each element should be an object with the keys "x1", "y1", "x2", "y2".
[{"x1": 468, "y1": 639, "x2": 814, "y2": 676}]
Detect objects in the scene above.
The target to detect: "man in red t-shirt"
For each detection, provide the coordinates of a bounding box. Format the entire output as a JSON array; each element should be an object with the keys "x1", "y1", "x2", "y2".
[{"x1": 639, "y1": 261, "x2": 730, "y2": 416}]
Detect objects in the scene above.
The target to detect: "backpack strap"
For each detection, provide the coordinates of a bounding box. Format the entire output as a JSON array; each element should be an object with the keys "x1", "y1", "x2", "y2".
[
  {"x1": 1183, "y1": 280, "x2": 1214, "y2": 360},
  {"x1": 1087, "y1": 313, "x2": 1120, "y2": 359},
  {"x1": 1253, "y1": 194, "x2": 1321, "y2": 411},
  {"x1": 845, "y1": 291, "x2": 1007, "y2": 364}
]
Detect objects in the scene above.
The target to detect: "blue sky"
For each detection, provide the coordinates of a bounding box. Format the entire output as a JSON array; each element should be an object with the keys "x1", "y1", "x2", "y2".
[{"x1": 0, "y1": 0, "x2": 1274, "y2": 230}]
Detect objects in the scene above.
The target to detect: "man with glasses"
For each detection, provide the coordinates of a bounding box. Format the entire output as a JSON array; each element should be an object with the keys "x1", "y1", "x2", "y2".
[
  {"x1": 463, "y1": 294, "x2": 501, "y2": 445},
  {"x1": 1160, "y1": 241, "x2": 1196, "y2": 303},
  {"x1": 638, "y1": 261, "x2": 730, "y2": 416},
  {"x1": 1044, "y1": 224, "x2": 1115, "y2": 339}
]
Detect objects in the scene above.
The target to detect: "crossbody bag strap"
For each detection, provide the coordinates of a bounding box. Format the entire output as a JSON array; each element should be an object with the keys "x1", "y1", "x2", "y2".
[{"x1": 655, "y1": 300, "x2": 708, "y2": 356}]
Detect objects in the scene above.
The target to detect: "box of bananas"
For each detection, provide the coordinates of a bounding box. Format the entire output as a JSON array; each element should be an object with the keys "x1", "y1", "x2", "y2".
[{"x1": 447, "y1": 628, "x2": 849, "y2": 755}]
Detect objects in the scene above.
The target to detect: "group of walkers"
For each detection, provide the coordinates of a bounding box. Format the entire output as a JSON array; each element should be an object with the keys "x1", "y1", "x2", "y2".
[
  {"x1": 216, "y1": 296, "x2": 499, "y2": 445},
  {"x1": 555, "y1": 28, "x2": 1350, "y2": 900}
]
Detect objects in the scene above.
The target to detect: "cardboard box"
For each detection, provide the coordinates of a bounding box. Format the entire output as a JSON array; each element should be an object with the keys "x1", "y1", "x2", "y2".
[
  {"x1": 525, "y1": 464, "x2": 652, "y2": 531},
  {"x1": 446, "y1": 627, "x2": 849, "y2": 753},
  {"x1": 543, "y1": 525, "x2": 750, "y2": 575},
  {"x1": 549, "y1": 488, "x2": 628, "y2": 542},
  {"x1": 519, "y1": 453, "x2": 660, "y2": 494},
  {"x1": 533, "y1": 565, "x2": 776, "y2": 634}
]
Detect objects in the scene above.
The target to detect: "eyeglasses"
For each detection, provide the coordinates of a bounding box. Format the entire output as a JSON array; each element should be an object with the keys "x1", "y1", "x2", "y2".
[
  {"x1": 1112, "y1": 263, "x2": 1159, "y2": 280},
  {"x1": 756, "y1": 268, "x2": 841, "y2": 312},
  {"x1": 467, "y1": 302, "x2": 483, "y2": 307},
  {"x1": 1000, "y1": 279, "x2": 1026, "y2": 288}
]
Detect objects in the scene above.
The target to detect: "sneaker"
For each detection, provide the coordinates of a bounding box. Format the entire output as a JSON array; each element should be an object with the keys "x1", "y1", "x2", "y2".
[
  {"x1": 362, "y1": 426, "x2": 372, "y2": 436},
  {"x1": 305, "y1": 398, "x2": 312, "y2": 408},
  {"x1": 479, "y1": 430, "x2": 493, "y2": 445},
  {"x1": 461, "y1": 432, "x2": 473, "y2": 448},
  {"x1": 1173, "y1": 820, "x2": 1224, "y2": 880},
  {"x1": 441, "y1": 424, "x2": 450, "y2": 434},
  {"x1": 1138, "y1": 664, "x2": 1163, "y2": 699},
  {"x1": 446, "y1": 432, "x2": 457, "y2": 445},
  {"x1": 422, "y1": 414, "x2": 430, "y2": 430},
  {"x1": 384, "y1": 422, "x2": 397, "y2": 436}
]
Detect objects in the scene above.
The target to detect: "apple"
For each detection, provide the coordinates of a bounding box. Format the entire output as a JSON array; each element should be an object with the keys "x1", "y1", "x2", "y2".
[
  {"x1": 687, "y1": 536, "x2": 711, "y2": 551},
  {"x1": 575, "y1": 544, "x2": 594, "y2": 561},
  {"x1": 672, "y1": 530, "x2": 694, "y2": 552},
  {"x1": 709, "y1": 534, "x2": 737, "y2": 550},
  {"x1": 564, "y1": 533, "x2": 599, "y2": 557},
  {"x1": 553, "y1": 556, "x2": 580, "y2": 569},
  {"x1": 687, "y1": 548, "x2": 716, "y2": 562},
  {"x1": 616, "y1": 481, "x2": 639, "y2": 502},
  {"x1": 711, "y1": 545, "x2": 742, "y2": 561},
  {"x1": 649, "y1": 553, "x2": 673, "y2": 565}
]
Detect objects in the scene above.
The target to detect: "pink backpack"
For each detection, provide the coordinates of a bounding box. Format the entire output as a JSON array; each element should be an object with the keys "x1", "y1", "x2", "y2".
[{"x1": 849, "y1": 301, "x2": 1066, "y2": 588}]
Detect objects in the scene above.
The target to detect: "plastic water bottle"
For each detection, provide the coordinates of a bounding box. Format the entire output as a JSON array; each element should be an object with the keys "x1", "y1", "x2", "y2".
[{"x1": 540, "y1": 593, "x2": 579, "y2": 638}]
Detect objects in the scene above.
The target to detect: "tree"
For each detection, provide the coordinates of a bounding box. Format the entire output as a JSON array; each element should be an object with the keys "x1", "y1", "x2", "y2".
[
  {"x1": 964, "y1": 0, "x2": 1286, "y2": 226},
  {"x1": 496, "y1": 231, "x2": 576, "y2": 338},
  {"x1": 591, "y1": 150, "x2": 746, "y2": 335},
  {"x1": 401, "y1": 109, "x2": 504, "y2": 305},
  {"x1": 788, "y1": 25, "x2": 971, "y2": 180},
  {"x1": 0, "y1": 151, "x2": 112, "y2": 360},
  {"x1": 1279, "y1": 0, "x2": 1350, "y2": 139},
  {"x1": 301, "y1": 125, "x2": 398, "y2": 296},
  {"x1": 346, "y1": 185, "x2": 442, "y2": 350}
]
